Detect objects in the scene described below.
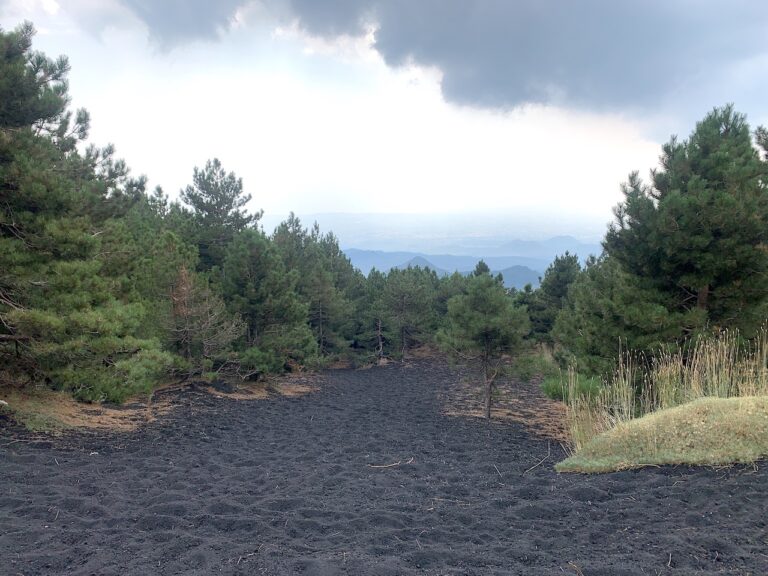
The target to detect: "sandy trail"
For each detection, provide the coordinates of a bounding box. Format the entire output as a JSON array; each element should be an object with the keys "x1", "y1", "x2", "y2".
[{"x1": 1, "y1": 360, "x2": 766, "y2": 575}]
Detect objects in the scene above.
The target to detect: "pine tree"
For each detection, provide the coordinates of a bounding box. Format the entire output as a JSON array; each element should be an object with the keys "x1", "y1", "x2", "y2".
[
  {"x1": 553, "y1": 256, "x2": 687, "y2": 375},
  {"x1": 434, "y1": 271, "x2": 469, "y2": 319},
  {"x1": 180, "y1": 158, "x2": 261, "y2": 271},
  {"x1": 556, "y1": 106, "x2": 768, "y2": 375},
  {"x1": 529, "y1": 252, "x2": 581, "y2": 343},
  {"x1": 473, "y1": 260, "x2": 491, "y2": 276},
  {"x1": 222, "y1": 229, "x2": 314, "y2": 374},
  {"x1": 272, "y1": 215, "x2": 358, "y2": 357},
  {"x1": 0, "y1": 23, "x2": 175, "y2": 401},
  {"x1": 605, "y1": 105, "x2": 768, "y2": 335},
  {"x1": 439, "y1": 273, "x2": 530, "y2": 419},
  {"x1": 169, "y1": 266, "x2": 243, "y2": 364},
  {"x1": 360, "y1": 268, "x2": 392, "y2": 361},
  {"x1": 383, "y1": 266, "x2": 437, "y2": 358},
  {"x1": 0, "y1": 22, "x2": 74, "y2": 132}
]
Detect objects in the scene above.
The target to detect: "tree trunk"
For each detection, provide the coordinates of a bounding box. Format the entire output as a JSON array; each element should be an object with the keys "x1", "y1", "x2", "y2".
[
  {"x1": 483, "y1": 371, "x2": 492, "y2": 420},
  {"x1": 317, "y1": 303, "x2": 325, "y2": 355},
  {"x1": 697, "y1": 285, "x2": 710, "y2": 310},
  {"x1": 375, "y1": 318, "x2": 384, "y2": 360}
]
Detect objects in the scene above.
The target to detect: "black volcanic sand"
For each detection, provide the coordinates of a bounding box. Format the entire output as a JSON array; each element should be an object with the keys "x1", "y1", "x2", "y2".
[{"x1": 1, "y1": 361, "x2": 767, "y2": 575}]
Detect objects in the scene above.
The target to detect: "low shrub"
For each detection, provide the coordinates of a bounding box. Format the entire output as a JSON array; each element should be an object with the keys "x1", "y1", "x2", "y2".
[
  {"x1": 52, "y1": 348, "x2": 177, "y2": 403},
  {"x1": 511, "y1": 350, "x2": 560, "y2": 382},
  {"x1": 541, "y1": 372, "x2": 602, "y2": 402}
]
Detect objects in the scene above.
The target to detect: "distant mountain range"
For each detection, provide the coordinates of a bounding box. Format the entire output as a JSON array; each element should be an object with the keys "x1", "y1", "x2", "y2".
[
  {"x1": 261, "y1": 213, "x2": 607, "y2": 254},
  {"x1": 263, "y1": 214, "x2": 603, "y2": 288},
  {"x1": 489, "y1": 236, "x2": 603, "y2": 260},
  {"x1": 494, "y1": 266, "x2": 542, "y2": 289},
  {"x1": 390, "y1": 256, "x2": 543, "y2": 289},
  {"x1": 343, "y1": 236, "x2": 602, "y2": 289},
  {"x1": 396, "y1": 256, "x2": 450, "y2": 277},
  {"x1": 344, "y1": 236, "x2": 601, "y2": 289},
  {"x1": 346, "y1": 250, "x2": 549, "y2": 276}
]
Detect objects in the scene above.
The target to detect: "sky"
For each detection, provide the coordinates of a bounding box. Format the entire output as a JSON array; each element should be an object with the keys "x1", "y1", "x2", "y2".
[{"x1": 2, "y1": 0, "x2": 768, "y2": 242}]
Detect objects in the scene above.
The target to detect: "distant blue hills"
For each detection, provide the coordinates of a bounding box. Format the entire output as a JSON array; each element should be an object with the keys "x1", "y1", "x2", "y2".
[{"x1": 344, "y1": 236, "x2": 602, "y2": 290}]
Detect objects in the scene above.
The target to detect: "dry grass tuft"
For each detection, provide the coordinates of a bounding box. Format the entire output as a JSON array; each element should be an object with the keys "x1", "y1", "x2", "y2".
[
  {"x1": 558, "y1": 396, "x2": 768, "y2": 473},
  {"x1": 561, "y1": 329, "x2": 768, "y2": 472},
  {"x1": 443, "y1": 375, "x2": 568, "y2": 441},
  {"x1": 276, "y1": 383, "x2": 314, "y2": 397},
  {"x1": 0, "y1": 386, "x2": 175, "y2": 433},
  {"x1": 0, "y1": 373, "x2": 319, "y2": 433},
  {"x1": 203, "y1": 385, "x2": 269, "y2": 401}
]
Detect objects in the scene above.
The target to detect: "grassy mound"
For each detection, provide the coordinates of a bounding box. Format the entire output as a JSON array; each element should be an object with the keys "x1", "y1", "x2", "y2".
[{"x1": 557, "y1": 396, "x2": 768, "y2": 473}]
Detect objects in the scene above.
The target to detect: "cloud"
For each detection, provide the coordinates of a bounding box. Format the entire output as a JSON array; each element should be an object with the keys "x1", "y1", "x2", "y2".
[
  {"x1": 70, "y1": 0, "x2": 768, "y2": 113},
  {"x1": 117, "y1": 0, "x2": 246, "y2": 45},
  {"x1": 289, "y1": 0, "x2": 768, "y2": 112}
]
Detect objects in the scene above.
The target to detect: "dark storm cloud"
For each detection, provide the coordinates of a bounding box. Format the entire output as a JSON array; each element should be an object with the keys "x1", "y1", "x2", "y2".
[
  {"x1": 114, "y1": 0, "x2": 768, "y2": 110},
  {"x1": 290, "y1": 0, "x2": 768, "y2": 110},
  {"x1": 118, "y1": 0, "x2": 245, "y2": 45}
]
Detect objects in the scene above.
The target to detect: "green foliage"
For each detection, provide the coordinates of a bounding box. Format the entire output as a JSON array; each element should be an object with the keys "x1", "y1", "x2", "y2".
[
  {"x1": 440, "y1": 275, "x2": 529, "y2": 363},
  {"x1": 272, "y1": 215, "x2": 363, "y2": 357},
  {"x1": 237, "y1": 346, "x2": 285, "y2": 376},
  {"x1": 359, "y1": 268, "x2": 393, "y2": 360},
  {"x1": 179, "y1": 158, "x2": 261, "y2": 271},
  {"x1": 51, "y1": 348, "x2": 176, "y2": 403},
  {"x1": 605, "y1": 106, "x2": 768, "y2": 332},
  {"x1": 472, "y1": 259, "x2": 491, "y2": 276},
  {"x1": 434, "y1": 271, "x2": 469, "y2": 319},
  {"x1": 0, "y1": 22, "x2": 75, "y2": 134},
  {"x1": 510, "y1": 352, "x2": 559, "y2": 383},
  {"x1": 0, "y1": 24, "x2": 183, "y2": 403},
  {"x1": 223, "y1": 229, "x2": 315, "y2": 374},
  {"x1": 9, "y1": 297, "x2": 172, "y2": 402},
  {"x1": 556, "y1": 106, "x2": 768, "y2": 375},
  {"x1": 531, "y1": 252, "x2": 581, "y2": 342},
  {"x1": 439, "y1": 273, "x2": 530, "y2": 418},
  {"x1": 382, "y1": 266, "x2": 438, "y2": 357},
  {"x1": 540, "y1": 373, "x2": 602, "y2": 402},
  {"x1": 553, "y1": 255, "x2": 692, "y2": 375}
]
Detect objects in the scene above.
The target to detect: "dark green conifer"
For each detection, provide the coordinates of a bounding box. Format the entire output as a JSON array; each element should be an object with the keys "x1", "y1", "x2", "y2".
[{"x1": 439, "y1": 274, "x2": 529, "y2": 418}]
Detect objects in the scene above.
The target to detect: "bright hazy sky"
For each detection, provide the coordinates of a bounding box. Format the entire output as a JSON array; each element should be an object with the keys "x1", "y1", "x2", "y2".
[{"x1": 2, "y1": 1, "x2": 768, "y2": 238}]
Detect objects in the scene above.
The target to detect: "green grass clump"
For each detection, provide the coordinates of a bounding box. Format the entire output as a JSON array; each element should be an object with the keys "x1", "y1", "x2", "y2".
[
  {"x1": 557, "y1": 396, "x2": 768, "y2": 473},
  {"x1": 510, "y1": 349, "x2": 560, "y2": 382},
  {"x1": 541, "y1": 372, "x2": 602, "y2": 402}
]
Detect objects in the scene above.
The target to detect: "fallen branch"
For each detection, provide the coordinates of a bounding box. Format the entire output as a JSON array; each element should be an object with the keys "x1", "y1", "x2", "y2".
[
  {"x1": 0, "y1": 335, "x2": 30, "y2": 342},
  {"x1": 368, "y1": 457, "x2": 414, "y2": 469},
  {"x1": 523, "y1": 441, "x2": 551, "y2": 475}
]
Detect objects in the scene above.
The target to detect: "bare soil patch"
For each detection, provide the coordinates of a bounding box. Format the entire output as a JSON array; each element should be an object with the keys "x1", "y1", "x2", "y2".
[
  {"x1": 442, "y1": 372, "x2": 568, "y2": 442},
  {"x1": 1, "y1": 360, "x2": 766, "y2": 575}
]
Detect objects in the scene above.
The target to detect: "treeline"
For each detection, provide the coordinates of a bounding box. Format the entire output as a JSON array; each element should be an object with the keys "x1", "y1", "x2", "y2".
[
  {"x1": 0, "y1": 24, "x2": 532, "y2": 403},
  {"x1": 4, "y1": 23, "x2": 768, "y2": 405}
]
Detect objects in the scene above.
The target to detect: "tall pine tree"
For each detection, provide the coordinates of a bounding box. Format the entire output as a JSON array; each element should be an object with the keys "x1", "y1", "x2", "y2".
[
  {"x1": 222, "y1": 229, "x2": 314, "y2": 374},
  {"x1": 180, "y1": 158, "x2": 260, "y2": 271},
  {"x1": 605, "y1": 105, "x2": 768, "y2": 335}
]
